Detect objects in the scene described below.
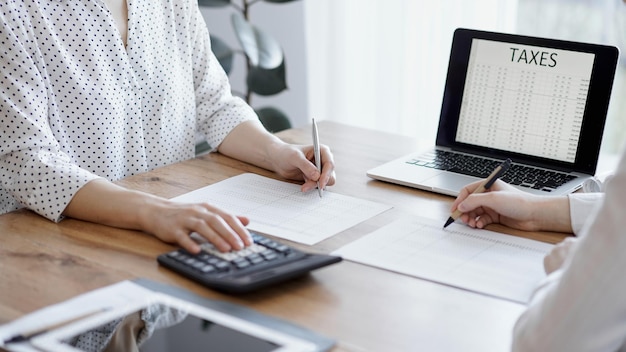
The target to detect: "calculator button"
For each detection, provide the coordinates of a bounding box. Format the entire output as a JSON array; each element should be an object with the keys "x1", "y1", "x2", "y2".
[
  {"x1": 232, "y1": 257, "x2": 248, "y2": 265},
  {"x1": 249, "y1": 244, "x2": 267, "y2": 253},
  {"x1": 235, "y1": 261, "x2": 251, "y2": 269},
  {"x1": 247, "y1": 253, "x2": 263, "y2": 262},
  {"x1": 172, "y1": 252, "x2": 189, "y2": 261},
  {"x1": 232, "y1": 258, "x2": 250, "y2": 269},
  {"x1": 275, "y1": 244, "x2": 290, "y2": 253},
  {"x1": 262, "y1": 252, "x2": 278, "y2": 261},
  {"x1": 237, "y1": 248, "x2": 255, "y2": 257},
  {"x1": 263, "y1": 241, "x2": 278, "y2": 249},
  {"x1": 167, "y1": 252, "x2": 182, "y2": 260},
  {"x1": 255, "y1": 237, "x2": 271, "y2": 245},
  {"x1": 260, "y1": 250, "x2": 275, "y2": 257},
  {"x1": 215, "y1": 262, "x2": 230, "y2": 271},
  {"x1": 200, "y1": 265, "x2": 216, "y2": 274},
  {"x1": 198, "y1": 253, "x2": 212, "y2": 261},
  {"x1": 191, "y1": 261, "x2": 205, "y2": 270}
]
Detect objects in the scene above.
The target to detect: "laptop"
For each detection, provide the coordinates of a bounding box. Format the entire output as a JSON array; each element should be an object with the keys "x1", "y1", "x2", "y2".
[{"x1": 367, "y1": 28, "x2": 619, "y2": 196}]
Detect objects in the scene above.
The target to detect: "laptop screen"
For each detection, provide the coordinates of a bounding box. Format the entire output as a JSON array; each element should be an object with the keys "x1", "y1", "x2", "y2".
[
  {"x1": 455, "y1": 39, "x2": 595, "y2": 163},
  {"x1": 436, "y1": 28, "x2": 619, "y2": 174}
]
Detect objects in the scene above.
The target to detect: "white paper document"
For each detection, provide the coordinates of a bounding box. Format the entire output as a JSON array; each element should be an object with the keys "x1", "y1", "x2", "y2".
[
  {"x1": 173, "y1": 173, "x2": 392, "y2": 245},
  {"x1": 333, "y1": 216, "x2": 554, "y2": 303}
]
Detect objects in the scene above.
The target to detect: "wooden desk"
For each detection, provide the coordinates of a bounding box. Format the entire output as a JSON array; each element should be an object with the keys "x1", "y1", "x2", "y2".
[{"x1": 0, "y1": 121, "x2": 568, "y2": 351}]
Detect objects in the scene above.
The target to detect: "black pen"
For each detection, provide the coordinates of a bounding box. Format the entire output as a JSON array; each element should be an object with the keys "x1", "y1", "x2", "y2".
[
  {"x1": 3, "y1": 307, "x2": 110, "y2": 344},
  {"x1": 443, "y1": 158, "x2": 511, "y2": 229}
]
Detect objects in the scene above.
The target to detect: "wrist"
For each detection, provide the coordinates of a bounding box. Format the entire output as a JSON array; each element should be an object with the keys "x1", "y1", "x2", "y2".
[
  {"x1": 256, "y1": 137, "x2": 289, "y2": 174},
  {"x1": 218, "y1": 120, "x2": 284, "y2": 171},
  {"x1": 135, "y1": 194, "x2": 169, "y2": 233},
  {"x1": 532, "y1": 196, "x2": 572, "y2": 233}
]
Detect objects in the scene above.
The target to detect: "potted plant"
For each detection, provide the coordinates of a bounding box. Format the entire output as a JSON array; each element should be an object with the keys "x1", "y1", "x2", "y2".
[{"x1": 199, "y1": 0, "x2": 297, "y2": 134}]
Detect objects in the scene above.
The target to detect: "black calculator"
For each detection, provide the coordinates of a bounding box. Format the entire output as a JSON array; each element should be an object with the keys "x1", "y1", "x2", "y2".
[{"x1": 157, "y1": 232, "x2": 342, "y2": 293}]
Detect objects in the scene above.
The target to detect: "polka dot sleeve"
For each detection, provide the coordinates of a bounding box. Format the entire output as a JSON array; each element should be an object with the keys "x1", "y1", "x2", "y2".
[
  {"x1": 0, "y1": 3, "x2": 101, "y2": 221},
  {"x1": 0, "y1": 0, "x2": 255, "y2": 220},
  {"x1": 189, "y1": 5, "x2": 258, "y2": 150}
]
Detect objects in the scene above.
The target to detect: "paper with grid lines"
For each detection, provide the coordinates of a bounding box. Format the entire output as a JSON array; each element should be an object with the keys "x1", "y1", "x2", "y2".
[
  {"x1": 333, "y1": 216, "x2": 554, "y2": 303},
  {"x1": 173, "y1": 173, "x2": 392, "y2": 245}
]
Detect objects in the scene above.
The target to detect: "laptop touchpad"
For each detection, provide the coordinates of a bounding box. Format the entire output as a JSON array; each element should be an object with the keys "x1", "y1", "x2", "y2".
[{"x1": 422, "y1": 173, "x2": 479, "y2": 197}]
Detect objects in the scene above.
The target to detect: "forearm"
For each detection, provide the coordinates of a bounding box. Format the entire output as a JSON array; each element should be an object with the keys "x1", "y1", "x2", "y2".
[
  {"x1": 217, "y1": 120, "x2": 286, "y2": 172},
  {"x1": 62, "y1": 178, "x2": 253, "y2": 253},
  {"x1": 62, "y1": 179, "x2": 163, "y2": 231}
]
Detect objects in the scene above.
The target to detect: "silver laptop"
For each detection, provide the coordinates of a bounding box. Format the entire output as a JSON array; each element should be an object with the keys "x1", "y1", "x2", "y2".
[{"x1": 367, "y1": 28, "x2": 619, "y2": 196}]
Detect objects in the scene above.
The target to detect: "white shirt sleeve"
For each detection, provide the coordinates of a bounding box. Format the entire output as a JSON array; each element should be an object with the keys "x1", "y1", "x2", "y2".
[
  {"x1": 0, "y1": 7, "x2": 102, "y2": 221},
  {"x1": 190, "y1": 6, "x2": 257, "y2": 150},
  {"x1": 567, "y1": 192, "x2": 603, "y2": 235},
  {"x1": 512, "y1": 151, "x2": 626, "y2": 351},
  {"x1": 0, "y1": 0, "x2": 257, "y2": 220}
]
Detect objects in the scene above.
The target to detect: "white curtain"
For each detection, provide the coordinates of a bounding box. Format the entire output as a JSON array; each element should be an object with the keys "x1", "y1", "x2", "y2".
[
  {"x1": 304, "y1": 0, "x2": 518, "y2": 146},
  {"x1": 517, "y1": 0, "x2": 626, "y2": 154},
  {"x1": 304, "y1": 0, "x2": 626, "y2": 154}
]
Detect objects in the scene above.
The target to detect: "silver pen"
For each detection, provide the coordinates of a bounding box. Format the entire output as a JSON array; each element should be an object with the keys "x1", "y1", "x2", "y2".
[{"x1": 312, "y1": 118, "x2": 323, "y2": 197}]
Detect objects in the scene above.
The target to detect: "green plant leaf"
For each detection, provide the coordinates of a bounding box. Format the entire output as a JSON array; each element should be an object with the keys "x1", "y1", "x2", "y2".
[
  {"x1": 255, "y1": 106, "x2": 292, "y2": 132},
  {"x1": 209, "y1": 34, "x2": 234, "y2": 75},
  {"x1": 231, "y1": 13, "x2": 284, "y2": 70},
  {"x1": 198, "y1": 0, "x2": 230, "y2": 7},
  {"x1": 247, "y1": 61, "x2": 287, "y2": 96}
]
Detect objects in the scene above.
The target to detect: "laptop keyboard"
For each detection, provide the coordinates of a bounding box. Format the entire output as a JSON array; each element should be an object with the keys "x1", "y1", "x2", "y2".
[{"x1": 406, "y1": 150, "x2": 576, "y2": 192}]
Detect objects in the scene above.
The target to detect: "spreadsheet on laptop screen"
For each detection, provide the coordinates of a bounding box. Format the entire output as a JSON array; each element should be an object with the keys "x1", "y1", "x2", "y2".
[{"x1": 455, "y1": 38, "x2": 596, "y2": 163}]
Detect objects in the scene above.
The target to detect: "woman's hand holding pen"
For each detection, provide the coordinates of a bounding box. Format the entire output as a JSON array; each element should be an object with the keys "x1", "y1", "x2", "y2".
[
  {"x1": 218, "y1": 120, "x2": 336, "y2": 194},
  {"x1": 451, "y1": 179, "x2": 572, "y2": 233},
  {"x1": 266, "y1": 142, "x2": 336, "y2": 194}
]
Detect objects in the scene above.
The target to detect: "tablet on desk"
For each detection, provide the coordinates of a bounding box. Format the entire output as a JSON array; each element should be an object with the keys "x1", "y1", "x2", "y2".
[{"x1": 30, "y1": 293, "x2": 317, "y2": 352}]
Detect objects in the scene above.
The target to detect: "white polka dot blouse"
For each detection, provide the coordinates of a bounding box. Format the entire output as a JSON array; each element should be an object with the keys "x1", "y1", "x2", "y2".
[{"x1": 0, "y1": 0, "x2": 256, "y2": 221}]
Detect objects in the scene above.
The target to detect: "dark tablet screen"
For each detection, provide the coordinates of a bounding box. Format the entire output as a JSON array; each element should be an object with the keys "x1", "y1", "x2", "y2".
[{"x1": 62, "y1": 308, "x2": 280, "y2": 352}]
